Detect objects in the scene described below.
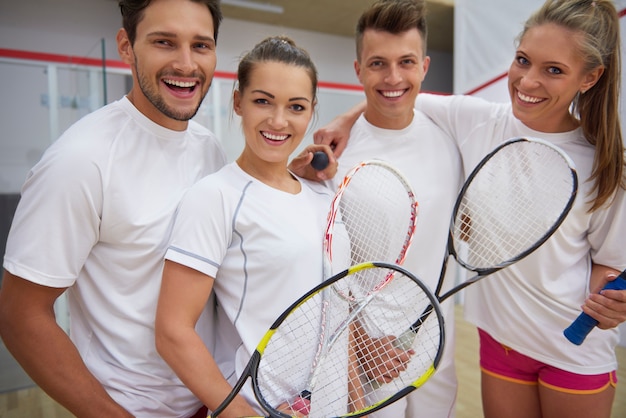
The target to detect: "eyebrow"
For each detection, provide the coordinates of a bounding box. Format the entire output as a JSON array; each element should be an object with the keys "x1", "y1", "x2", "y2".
[
  {"x1": 367, "y1": 52, "x2": 419, "y2": 61},
  {"x1": 251, "y1": 89, "x2": 311, "y2": 102},
  {"x1": 146, "y1": 31, "x2": 216, "y2": 45}
]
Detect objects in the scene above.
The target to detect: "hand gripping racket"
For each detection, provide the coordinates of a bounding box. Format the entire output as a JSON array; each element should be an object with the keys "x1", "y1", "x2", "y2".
[
  {"x1": 564, "y1": 269, "x2": 626, "y2": 345},
  {"x1": 393, "y1": 136, "x2": 578, "y2": 349},
  {"x1": 208, "y1": 262, "x2": 445, "y2": 418}
]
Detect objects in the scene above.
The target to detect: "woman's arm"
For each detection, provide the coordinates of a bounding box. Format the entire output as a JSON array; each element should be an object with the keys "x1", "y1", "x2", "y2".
[{"x1": 155, "y1": 260, "x2": 257, "y2": 418}]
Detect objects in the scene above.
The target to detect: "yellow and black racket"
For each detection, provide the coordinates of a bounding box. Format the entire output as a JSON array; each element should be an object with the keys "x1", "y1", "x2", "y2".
[{"x1": 209, "y1": 262, "x2": 445, "y2": 418}]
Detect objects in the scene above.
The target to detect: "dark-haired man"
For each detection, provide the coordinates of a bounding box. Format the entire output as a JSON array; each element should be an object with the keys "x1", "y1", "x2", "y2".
[
  {"x1": 0, "y1": 1, "x2": 225, "y2": 416},
  {"x1": 321, "y1": 1, "x2": 462, "y2": 416}
]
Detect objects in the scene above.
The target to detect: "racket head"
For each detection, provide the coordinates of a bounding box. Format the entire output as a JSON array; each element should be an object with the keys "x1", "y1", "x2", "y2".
[
  {"x1": 324, "y1": 160, "x2": 418, "y2": 283},
  {"x1": 250, "y1": 262, "x2": 444, "y2": 418},
  {"x1": 449, "y1": 136, "x2": 577, "y2": 276}
]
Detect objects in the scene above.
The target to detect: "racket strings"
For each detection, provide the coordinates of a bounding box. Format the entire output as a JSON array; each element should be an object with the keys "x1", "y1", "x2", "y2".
[
  {"x1": 257, "y1": 290, "x2": 349, "y2": 414},
  {"x1": 332, "y1": 162, "x2": 417, "y2": 273},
  {"x1": 454, "y1": 140, "x2": 576, "y2": 270},
  {"x1": 354, "y1": 303, "x2": 441, "y2": 387},
  {"x1": 255, "y1": 267, "x2": 443, "y2": 417}
]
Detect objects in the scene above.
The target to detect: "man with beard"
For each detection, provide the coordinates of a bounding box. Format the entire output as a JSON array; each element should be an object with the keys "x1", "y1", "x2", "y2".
[{"x1": 0, "y1": 1, "x2": 226, "y2": 417}]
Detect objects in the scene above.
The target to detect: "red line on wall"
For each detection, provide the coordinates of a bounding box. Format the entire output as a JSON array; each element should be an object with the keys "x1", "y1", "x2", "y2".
[
  {"x1": 318, "y1": 81, "x2": 363, "y2": 92},
  {"x1": 0, "y1": 47, "x2": 130, "y2": 69},
  {"x1": 464, "y1": 72, "x2": 508, "y2": 96},
  {"x1": 0, "y1": 47, "x2": 363, "y2": 91},
  {"x1": 464, "y1": 7, "x2": 626, "y2": 95}
]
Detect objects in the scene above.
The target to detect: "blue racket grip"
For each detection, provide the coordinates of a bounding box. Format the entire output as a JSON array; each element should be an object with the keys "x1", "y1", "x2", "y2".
[{"x1": 563, "y1": 271, "x2": 626, "y2": 345}]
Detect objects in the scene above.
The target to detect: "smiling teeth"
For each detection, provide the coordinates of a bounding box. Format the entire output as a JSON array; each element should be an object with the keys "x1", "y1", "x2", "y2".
[
  {"x1": 518, "y1": 92, "x2": 542, "y2": 103},
  {"x1": 382, "y1": 90, "x2": 404, "y2": 98},
  {"x1": 165, "y1": 79, "x2": 196, "y2": 88},
  {"x1": 262, "y1": 132, "x2": 289, "y2": 141}
]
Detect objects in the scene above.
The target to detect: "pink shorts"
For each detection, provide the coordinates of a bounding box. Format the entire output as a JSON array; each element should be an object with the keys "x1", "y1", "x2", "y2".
[
  {"x1": 189, "y1": 406, "x2": 208, "y2": 418},
  {"x1": 478, "y1": 328, "x2": 617, "y2": 394}
]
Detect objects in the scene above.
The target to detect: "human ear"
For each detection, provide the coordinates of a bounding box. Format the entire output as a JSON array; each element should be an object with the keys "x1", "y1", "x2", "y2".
[
  {"x1": 233, "y1": 90, "x2": 243, "y2": 116},
  {"x1": 421, "y1": 55, "x2": 431, "y2": 80},
  {"x1": 117, "y1": 28, "x2": 134, "y2": 65},
  {"x1": 354, "y1": 60, "x2": 363, "y2": 84},
  {"x1": 580, "y1": 66, "x2": 604, "y2": 94}
]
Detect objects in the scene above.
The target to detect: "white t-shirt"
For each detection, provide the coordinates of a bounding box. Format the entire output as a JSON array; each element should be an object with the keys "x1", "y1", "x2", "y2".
[
  {"x1": 417, "y1": 93, "x2": 626, "y2": 374},
  {"x1": 165, "y1": 162, "x2": 343, "y2": 415},
  {"x1": 3, "y1": 96, "x2": 227, "y2": 417},
  {"x1": 329, "y1": 111, "x2": 463, "y2": 418}
]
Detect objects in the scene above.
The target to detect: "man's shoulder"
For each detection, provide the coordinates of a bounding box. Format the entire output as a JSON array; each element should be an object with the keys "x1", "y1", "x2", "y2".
[
  {"x1": 186, "y1": 119, "x2": 224, "y2": 151},
  {"x1": 187, "y1": 119, "x2": 217, "y2": 138},
  {"x1": 409, "y1": 110, "x2": 453, "y2": 136}
]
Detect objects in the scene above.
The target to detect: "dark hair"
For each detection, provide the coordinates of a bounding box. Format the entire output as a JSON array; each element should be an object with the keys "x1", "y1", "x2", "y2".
[
  {"x1": 520, "y1": 0, "x2": 624, "y2": 210},
  {"x1": 118, "y1": 0, "x2": 222, "y2": 45},
  {"x1": 355, "y1": 0, "x2": 428, "y2": 61},
  {"x1": 237, "y1": 35, "x2": 318, "y2": 101}
]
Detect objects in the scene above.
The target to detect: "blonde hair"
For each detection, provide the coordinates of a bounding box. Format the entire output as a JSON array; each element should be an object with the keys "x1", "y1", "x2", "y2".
[{"x1": 520, "y1": 0, "x2": 625, "y2": 210}]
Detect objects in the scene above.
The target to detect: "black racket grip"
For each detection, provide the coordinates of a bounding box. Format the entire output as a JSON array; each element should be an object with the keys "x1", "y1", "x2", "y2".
[
  {"x1": 563, "y1": 271, "x2": 626, "y2": 345},
  {"x1": 393, "y1": 305, "x2": 435, "y2": 350},
  {"x1": 310, "y1": 151, "x2": 329, "y2": 170}
]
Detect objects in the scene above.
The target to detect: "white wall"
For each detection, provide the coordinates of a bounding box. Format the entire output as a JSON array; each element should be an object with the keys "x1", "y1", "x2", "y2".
[{"x1": 455, "y1": 0, "x2": 626, "y2": 95}]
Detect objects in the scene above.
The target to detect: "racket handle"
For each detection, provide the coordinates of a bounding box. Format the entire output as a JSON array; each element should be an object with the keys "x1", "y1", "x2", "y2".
[
  {"x1": 393, "y1": 304, "x2": 433, "y2": 350},
  {"x1": 310, "y1": 151, "x2": 330, "y2": 170},
  {"x1": 563, "y1": 272, "x2": 626, "y2": 345},
  {"x1": 394, "y1": 329, "x2": 416, "y2": 351},
  {"x1": 291, "y1": 390, "x2": 311, "y2": 415}
]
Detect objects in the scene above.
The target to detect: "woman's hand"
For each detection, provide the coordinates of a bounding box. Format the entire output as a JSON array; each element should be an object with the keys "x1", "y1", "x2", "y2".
[
  {"x1": 288, "y1": 144, "x2": 337, "y2": 181},
  {"x1": 584, "y1": 264, "x2": 626, "y2": 330}
]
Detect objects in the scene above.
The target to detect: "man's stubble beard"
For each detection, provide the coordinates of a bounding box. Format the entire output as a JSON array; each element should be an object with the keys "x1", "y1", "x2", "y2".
[{"x1": 134, "y1": 61, "x2": 211, "y2": 122}]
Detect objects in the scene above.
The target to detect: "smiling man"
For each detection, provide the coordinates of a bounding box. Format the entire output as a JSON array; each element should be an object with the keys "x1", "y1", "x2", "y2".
[
  {"x1": 0, "y1": 1, "x2": 226, "y2": 417},
  {"x1": 323, "y1": 1, "x2": 462, "y2": 417}
]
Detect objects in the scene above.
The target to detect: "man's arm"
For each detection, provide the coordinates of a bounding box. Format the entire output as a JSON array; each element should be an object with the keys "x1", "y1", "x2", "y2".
[
  {"x1": 0, "y1": 270, "x2": 132, "y2": 418},
  {"x1": 313, "y1": 101, "x2": 366, "y2": 157}
]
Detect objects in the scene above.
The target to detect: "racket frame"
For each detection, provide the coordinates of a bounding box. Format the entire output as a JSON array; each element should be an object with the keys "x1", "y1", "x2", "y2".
[
  {"x1": 210, "y1": 261, "x2": 445, "y2": 418},
  {"x1": 324, "y1": 159, "x2": 418, "y2": 274},
  {"x1": 435, "y1": 136, "x2": 578, "y2": 302},
  {"x1": 397, "y1": 136, "x2": 579, "y2": 351}
]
